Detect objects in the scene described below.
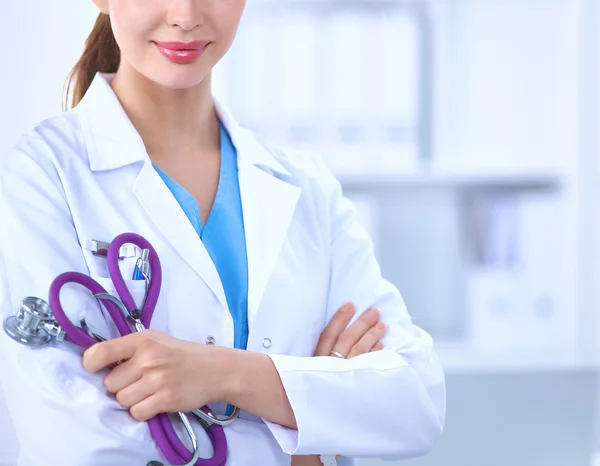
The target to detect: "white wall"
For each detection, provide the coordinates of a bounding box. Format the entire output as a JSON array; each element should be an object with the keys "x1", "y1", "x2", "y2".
[
  {"x1": 0, "y1": 1, "x2": 98, "y2": 152},
  {"x1": 0, "y1": 3, "x2": 98, "y2": 464}
]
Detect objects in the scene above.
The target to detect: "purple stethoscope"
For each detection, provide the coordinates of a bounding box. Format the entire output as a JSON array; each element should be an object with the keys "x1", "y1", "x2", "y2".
[{"x1": 3, "y1": 232, "x2": 238, "y2": 466}]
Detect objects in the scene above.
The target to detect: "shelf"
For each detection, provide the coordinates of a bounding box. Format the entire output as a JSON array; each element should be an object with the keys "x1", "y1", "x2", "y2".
[
  {"x1": 335, "y1": 167, "x2": 565, "y2": 189},
  {"x1": 437, "y1": 342, "x2": 598, "y2": 374}
]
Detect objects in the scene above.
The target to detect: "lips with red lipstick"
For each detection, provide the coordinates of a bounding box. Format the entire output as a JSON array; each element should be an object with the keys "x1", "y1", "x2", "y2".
[{"x1": 153, "y1": 41, "x2": 210, "y2": 64}]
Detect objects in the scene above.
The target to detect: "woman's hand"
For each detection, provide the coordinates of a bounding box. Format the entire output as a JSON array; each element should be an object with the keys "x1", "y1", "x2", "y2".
[
  {"x1": 313, "y1": 302, "x2": 385, "y2": 358},
  {"x1": 82, "y1": 330, "x2": 234, "y2": 422},
  {"x1": 82, "y1": 301, "x2": 386, "y2": 433},
  {"x1": 292, "y1": 303, "x2": 386, "y2": 466}
]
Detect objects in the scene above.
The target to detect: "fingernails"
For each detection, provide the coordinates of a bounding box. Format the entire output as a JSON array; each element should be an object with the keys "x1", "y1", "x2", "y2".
[
  {"x1": 341, "y1": 303, "x2": 355, "y2": 313},
  {"x1": 82, "y1": 346, "x2": 97, "y2": 372},
  {"x1": 376, "y1": 322, "x2": 385, "y2": 330},
  {"x1": 369, "y1": 308, "x2": 380, "y2": 318}
]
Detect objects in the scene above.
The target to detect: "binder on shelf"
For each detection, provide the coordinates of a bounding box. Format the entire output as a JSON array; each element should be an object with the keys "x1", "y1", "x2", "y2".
[
  {"x1": 212, "y1": 3, "x2": 426, "y2": 180},
  {"x1": 371, "y1": 10, "x2": 421, "y2": 173},
  {"x1": 465, "y1": 193, "x2": 566, "y2": 352},
  {"x1": 465, "y1": 194, "x2": 521, "y2": 350},
  {"x1": 278, "y1": 10, "x2": 322, "y2": 152},
  {"x1": 323, "y1": 11, "x2": 368, "y2": 174},
  {"x1": 511, "y1": 194, "x2": 566, "y2": 351}
]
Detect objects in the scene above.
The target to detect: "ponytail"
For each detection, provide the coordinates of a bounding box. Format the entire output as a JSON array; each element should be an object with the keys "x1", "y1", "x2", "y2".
[{"x1": 64, "y1": 13, "x2": 120, "y2": 110}]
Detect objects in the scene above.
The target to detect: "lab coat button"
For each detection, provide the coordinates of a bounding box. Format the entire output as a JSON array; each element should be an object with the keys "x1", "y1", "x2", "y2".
[
  {"x1": 205, "y1": 336, "x2": 216, "y2": 345},
  {"x1": 262, "y1": 338, "x2": 272, "y2": 349}
]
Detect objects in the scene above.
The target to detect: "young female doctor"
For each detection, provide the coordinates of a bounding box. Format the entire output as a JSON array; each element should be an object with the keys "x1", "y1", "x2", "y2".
[{"x1": 0, "y1": 1, "x2": 445, "y2": 465}]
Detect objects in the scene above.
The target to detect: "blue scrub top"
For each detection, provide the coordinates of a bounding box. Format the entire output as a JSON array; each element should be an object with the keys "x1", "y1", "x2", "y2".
[{"x1": 153, "y1": 123, "x2": 250, "y2": 351}]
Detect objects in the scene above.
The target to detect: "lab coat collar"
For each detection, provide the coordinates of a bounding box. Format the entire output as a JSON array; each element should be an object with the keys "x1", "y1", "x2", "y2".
[
  {"x1": 76, "y1": 72, "x2": 290, "y2": 177},
  {"x1": 76, "y1": 72, "x2": 300, "y2": 326},
  {"x1": 212, "y1": 96, "x2": 290, "y2": 177}
]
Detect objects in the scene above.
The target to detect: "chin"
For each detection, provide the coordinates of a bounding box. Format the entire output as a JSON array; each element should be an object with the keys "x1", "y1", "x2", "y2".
[
  {"x1": 145, "y1": 66, "x2": 210, "y2": 91},
  {"x1": 161, "y1": 76, "x2": 207, "y2": 91}
]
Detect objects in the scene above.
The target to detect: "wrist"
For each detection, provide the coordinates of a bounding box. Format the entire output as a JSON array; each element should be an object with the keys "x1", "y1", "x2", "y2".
[
  {"x1": 187, "y1": 343, "x2": 241, "y2": 404},
  {"x1": 216, "y1": 346, "x2": 249, "y2": 403},
  {"x1": 220, "y1": 349, "x2": 272, "y2": 406},
  {"x1": 214, "y1": 349, "x2": 297, "y2": 428}
]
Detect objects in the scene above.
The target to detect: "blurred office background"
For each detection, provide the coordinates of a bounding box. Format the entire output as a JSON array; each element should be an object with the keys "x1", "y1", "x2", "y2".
[{"x1": 1, "y1": 0, "x2": 599, "y2": 465}]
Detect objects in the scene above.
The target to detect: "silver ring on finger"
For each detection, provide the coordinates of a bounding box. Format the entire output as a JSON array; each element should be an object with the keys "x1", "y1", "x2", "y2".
[{"x1": 330, "y1": 350, "x2": 346, "y2": 359}]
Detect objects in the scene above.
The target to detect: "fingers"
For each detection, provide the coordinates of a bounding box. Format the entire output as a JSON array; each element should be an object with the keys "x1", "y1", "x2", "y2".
[
  {"x1": 129, "y1": 393, "x2": 162, "y2": 422},
  {"x1": 313, "y1": 303, "x2": 355, "y2": 357},
  {"x1": 346, "y1": 321, "x2": 386, "y2": 359},
  {"x1": 331, "y1": 307, "x2": 380, "y2": 358},
  {"x1": 115, "y1": 377, "x2": 154, "y2": 410},
  {"x1": 83, "y1": 332, "x2": 144, "y2": 373},
  {"x1": 103, "y1": 358, "x2": 143, "y2": 394},
  {"x1": 372, "y1": 341, "x2": 384, "y2": 351}
]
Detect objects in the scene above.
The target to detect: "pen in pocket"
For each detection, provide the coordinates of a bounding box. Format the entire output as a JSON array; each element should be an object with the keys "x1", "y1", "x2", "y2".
[{"x1": 132, "y1": 249, "x2": 150, "y2": 280}]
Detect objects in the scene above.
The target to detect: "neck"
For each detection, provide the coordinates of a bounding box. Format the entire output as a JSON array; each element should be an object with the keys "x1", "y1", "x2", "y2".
[{"x1": 109, "y1": 64, "x2": 220, "y2": 163}]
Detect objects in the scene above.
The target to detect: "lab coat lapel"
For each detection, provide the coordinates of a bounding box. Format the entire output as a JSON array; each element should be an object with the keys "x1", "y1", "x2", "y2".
[
  {"x1": 133, "y1": 162, "x2": 229, "y2": 314},
  {"x1": 215, "y1": 99, "x2": 302, "y2": 327},
  {"x1": 79, "y1": 75, "x2": 300, "y2": 327},
  {"x1": 237, "y1": 154, "x2": 301, "y2": 328},
  {"x1": 77, "y1": 73, "x2": 229, "y2": 314}
]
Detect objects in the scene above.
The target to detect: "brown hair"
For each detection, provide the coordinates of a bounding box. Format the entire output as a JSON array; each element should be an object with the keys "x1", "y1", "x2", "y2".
[{"x1": 64, "y1": 13, "x2": 121, "y2": 110}]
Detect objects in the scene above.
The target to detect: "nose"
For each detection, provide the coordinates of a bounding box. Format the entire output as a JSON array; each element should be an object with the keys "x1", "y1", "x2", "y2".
[{"x1": 166, "y1": 0, "x2": 203, "y2": 31}]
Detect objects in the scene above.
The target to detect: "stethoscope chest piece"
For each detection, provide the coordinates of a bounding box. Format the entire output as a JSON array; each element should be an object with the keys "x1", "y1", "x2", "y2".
[
  {"x1": 3, "y1": 297, "x2": 61, "y2": 348},
  {"x1": 3, "y1": 233, "x2": 233, "y2": 466}
]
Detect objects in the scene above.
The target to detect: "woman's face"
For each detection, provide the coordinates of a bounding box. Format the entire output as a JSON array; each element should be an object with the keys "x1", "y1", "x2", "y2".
[{"x1": 93, "y1": 0, "x2": 246, "y2": 89}]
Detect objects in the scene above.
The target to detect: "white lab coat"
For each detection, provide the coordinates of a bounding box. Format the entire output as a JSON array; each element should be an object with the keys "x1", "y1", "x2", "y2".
[{"x1": 0, "y1": 73, "x2": 445, "y2": 466}]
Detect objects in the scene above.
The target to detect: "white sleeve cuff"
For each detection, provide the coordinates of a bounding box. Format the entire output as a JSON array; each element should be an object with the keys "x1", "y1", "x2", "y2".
[
  {"x1": 261, "y1": 354, "x2": 310, "y2": 454},
  {"x1": 262, "y1": 351, "x2": 410, "y2": 456}
]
